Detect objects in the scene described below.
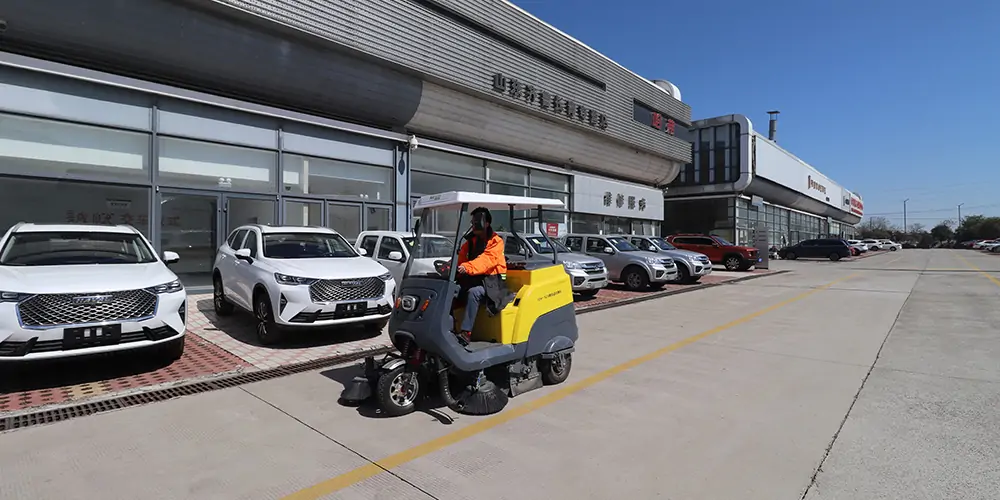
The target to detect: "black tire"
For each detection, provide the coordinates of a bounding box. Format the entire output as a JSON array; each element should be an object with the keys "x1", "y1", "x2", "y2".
[
  {"x1": 785, "y1": 252, "x2": 798, "y2": 260},
  {"x1": 649, "y1": 282, "x2": 667, "y2": 290},
  {"x1": 890, "y1": 246, "x2": 897, "y2": 251},
  {"x1": 376, "y1": 366, "x2": 419, "y2": 417},
  {"x1": 160, "y1": 337, "x2": 185, "y2": 363},
  {"x1": 723, "y1": 255, "x2": 745, "y2": 271},
  {"x1": 365, "y1": 318, "x2": 390, "y2": 332},
  {"x1": 622, "y1": 266, "x2": 649, "y2": 291},
  {"x1": 213, "y1": 274, "x2": 234, "y2": 316},
  {"x1": 577, "y1": 289, "x2": 600, "y2": 298},
  {"x1": 675, "y1": 265, "x2": 700, "y2": 284},
  {"x1": 829, "y1": 252, "x2": 841, "y2": 261},
  {"x1": 253, "y1": 290, "x2": 281, "y2": 346},
  {"x1": 540, "y1": 352, "x2": 572, "y2": 385}
]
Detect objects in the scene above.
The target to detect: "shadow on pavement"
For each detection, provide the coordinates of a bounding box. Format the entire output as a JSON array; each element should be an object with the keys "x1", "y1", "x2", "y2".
[
  {"x1": 320, "y1": 364, "x2": 455, "y2": 425},
  {"x1": 0, "y1": 344, "x2": 177, "y2": 394}
]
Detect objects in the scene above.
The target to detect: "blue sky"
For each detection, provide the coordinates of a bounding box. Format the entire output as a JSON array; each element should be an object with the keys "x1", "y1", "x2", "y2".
[{"x1": 513, "y1": 0, "x2": 998, "y2": 228}]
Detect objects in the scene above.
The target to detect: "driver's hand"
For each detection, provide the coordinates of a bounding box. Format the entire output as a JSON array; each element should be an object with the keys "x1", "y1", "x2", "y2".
[{"x1": 457, "y1": 265, "x2": 468, "y2": 274}]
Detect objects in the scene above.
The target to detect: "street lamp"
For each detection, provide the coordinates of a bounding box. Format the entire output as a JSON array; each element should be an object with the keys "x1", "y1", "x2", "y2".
[
  {"x1": 903, "y1": 198, "x2": 909, "y2": 234},
  {"x1": 958, "y1": 203, "x2": 964, "y2": 225}
]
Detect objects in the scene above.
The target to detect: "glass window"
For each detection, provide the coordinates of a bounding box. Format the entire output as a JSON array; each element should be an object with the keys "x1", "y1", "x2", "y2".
[
  {"x1": 410, "y1": 148, "x2": 484, "y2": 178},
  {"x1": 529, "y1": 188, "x2": 569, "y2": 206},
  {"x1": 327, "y1": 204, "x2": 362, "y2": 241},
  {"x1": 411, "y1": 171, "x2": 484, "y2": 196},
  {"x1": 228, "y1": 198, "x2": 276, "y2": 230},
  {"x1": 282, "y1": 154, "x2": 391, "y2": 202},
  {"x1": 570, "y1": 213, "x2": 601, "y2": 234},
  {"x1": 158, "y1": 137, "x2": 276, "y2": 192},
  {"x1": 377, "y1": 237, "x2": 405, "y2": 260},
  {"x1": 262, "y1": 232, "x2": 356, "y2": 259},
  {"x1": 0, "y1": 230, "x2": 157, "y2": 266},
  {"x1": 241, "y1": 230, "x2": 259, "y2": 257},
  {"x1": 488, "y1": 183, "x2": 527, "y2": 197},
  {"x1": 0, "y1": 177, "x2": 151, "y2": 236},
  {"x1": 529, "y1": 169, "x2": 570, "y2": 192},
  {"x1": 284, "y1": 200, "x2": 323, "y2": 227},
  {"x1": 226, "y1": 229, "x2": 246, "y2": 248},
  {"x1": 586, "y1": 238, "x2": 611, "y2": 253},
  {"x1": 359, "y1": 235, "x2": 379, "y2": 256},
  {"x1": 564, "y1": 236, "x2": 583, "y2": 252},
  {"x1": 366, "y1": 205, "x2": 392, "y2": 232},
  {"x1": 487, "y1": 161, "x2": 527, "y2": 185},
  {"x1": 0, "y1": 114, "x2": 150, "y2": 184}
]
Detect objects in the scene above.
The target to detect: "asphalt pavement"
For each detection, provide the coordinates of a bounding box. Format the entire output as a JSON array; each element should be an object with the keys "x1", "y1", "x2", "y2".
[{"x1": 0, "y1": 249, "x2": 997, "y2": 500}]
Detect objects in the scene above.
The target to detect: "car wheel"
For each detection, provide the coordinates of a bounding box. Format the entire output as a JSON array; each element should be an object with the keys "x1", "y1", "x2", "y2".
[
  {"x1": 829, "y1": 252, "x2": 842, "y2": 261},
  {"x1": 622, "y1": 267, "x2": 649, "y2": 291},
  {"x1": 675, "y1": 265, "x2": 697, "y2": 284},
  {"x1": 254, "y1": 291, "x2": 281, "y2": 346},
  {"x1": 376, "y1": 365, "x2": 419, "y2": 417},
  {"x1": 577, "y1": 289, "x2": 600, "y2": 298},
  {"x1": 724, "y1": 255, "x2": 745, "y2": 271},
  {"x1": 213, "y1": 275, "x2": 234, "y2": 316},
  {"x1": 540, "y1": 352, "x2": 572, "y2": 385},
  {"x1": 890, "y1": 246, "x2": 897, "y2": 251},
  {"x1": 786, "y1": 252, "x2": 798, "y2": 260}
]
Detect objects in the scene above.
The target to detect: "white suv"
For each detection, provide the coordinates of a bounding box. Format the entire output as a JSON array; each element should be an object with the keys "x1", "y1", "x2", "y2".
[
  {"x1": 0, "y1": 223, "x2": 186, "y2": 362},
  {"x1": 212, "y1": 225, "x2": 395, "y2": 345}
]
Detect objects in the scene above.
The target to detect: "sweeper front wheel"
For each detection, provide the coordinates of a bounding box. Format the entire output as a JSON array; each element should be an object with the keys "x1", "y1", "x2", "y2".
[
  {"x1": 376, "y1": 366, "x2": 420, "y2": 417},
  {"x1": 541, "y1": 352, "x2": 572, "y2": 385}
]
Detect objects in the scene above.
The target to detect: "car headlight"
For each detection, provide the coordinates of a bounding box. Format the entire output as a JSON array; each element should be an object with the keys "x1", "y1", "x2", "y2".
[
  {"x1": 562, "y1": 261, "x2": 582, "y2": 271},
  {"x1": 274, "y1": 273, "x2": 318, "y2": 286},
  {"x1": 0, "y1": 291, "x2": 30, "y2": 303},
  {"x1": 377, "y1": 272, "x2": 393, "y2": 281},
  {"x1": 146, "y1": 280, "x2": 184, "y2": 294},
  {"x1": 644, "y1": 257, "x2": 662, "y2": 265}
]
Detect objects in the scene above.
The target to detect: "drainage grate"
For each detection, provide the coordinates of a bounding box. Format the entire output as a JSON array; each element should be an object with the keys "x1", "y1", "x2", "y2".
[{"x1": 0, "y1": 346, "x2": 392, "y2": 433}]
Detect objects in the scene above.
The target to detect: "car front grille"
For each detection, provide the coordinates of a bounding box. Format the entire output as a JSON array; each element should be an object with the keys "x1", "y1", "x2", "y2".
[
  {"x1": 17, "y1": 290, "x2": 158, "y2": 328},
  {"x1": 309, "y1": 277, "x2": 385, "y2": 303},
  {"x1": 659, "y1": 258, "x2": 676, "y2": 267},
  {"x1": 581, "y1": 262, "x2": 605, "y2": 274}
]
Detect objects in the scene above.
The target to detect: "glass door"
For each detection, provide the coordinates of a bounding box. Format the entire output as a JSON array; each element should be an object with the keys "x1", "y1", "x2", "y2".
[
  {"x1": 327, "y1": 202, "x2": 363, "y2": 242},
  {"x1": 365, "y1": 204, "x2": 392, "y2": 232},
  {"x1": 158, "y1": 190, "x2": 221, "y2": 288},
  {"x1": 283, "y1": 198, "x2": 324, "y2": 227},
  {"x1": 224, "y1": 195, "x2": 276, "y2": 235}
]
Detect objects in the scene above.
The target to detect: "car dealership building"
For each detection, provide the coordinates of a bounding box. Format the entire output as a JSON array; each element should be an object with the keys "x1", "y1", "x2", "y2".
[
  {"x1": 0, "y1": 0, "x2": 690, "y2": 285},
  {"x1": 664, "y1": 114, "x2": 863, "y2": 247}
]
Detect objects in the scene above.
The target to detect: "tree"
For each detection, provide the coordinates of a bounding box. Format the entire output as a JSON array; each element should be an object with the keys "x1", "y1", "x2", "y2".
[
  {"x1": 930, "y1": 223, "x2": 954, "y2": 242},
  {"x1": 954, "y1": 215, "x2": 1000, "y2": 241},
  {"x1": 858, "y1": 216, "x2": 898, "y2": 239}
]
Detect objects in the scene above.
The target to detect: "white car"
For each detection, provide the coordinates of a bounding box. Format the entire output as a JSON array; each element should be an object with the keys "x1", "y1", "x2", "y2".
[
  {"x1": 860, "y1": 238, "x2": 882, "y2": 250},
  {"x1": 355, "y1": 230, "x2": 455, "y2": 284},
  {"x1": 879, "y1": 240, "x2": 902, "y2": 251},
  {"x1": 212, "y1": 225, "x2": 395, "y2": 345},
  {"x1": 0, "y1": 223, "x2": 186, "y2": 362},
  {"x1": 846, "y1": 240, "x2": 869, "y2": 252}
]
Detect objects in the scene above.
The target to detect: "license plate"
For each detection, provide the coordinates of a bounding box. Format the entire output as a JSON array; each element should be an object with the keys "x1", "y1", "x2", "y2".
[
  {"x1": 63, "y1": 324, "x2": 122, "y2": 350},
  {"x1": 335, "y1": 301, "x2": 368, "y2": 319}
]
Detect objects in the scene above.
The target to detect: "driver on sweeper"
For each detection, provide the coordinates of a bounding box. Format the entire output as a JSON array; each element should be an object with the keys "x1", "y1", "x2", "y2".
[{"x1": 454, "y1": 206, "x2": 507, "y2": 343}]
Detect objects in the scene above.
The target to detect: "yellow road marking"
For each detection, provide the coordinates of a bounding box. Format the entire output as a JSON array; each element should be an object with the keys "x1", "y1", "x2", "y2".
[
  {"x1": 955, "y1": 252, "x2": 1000, "y2": 288},
  {"x1": 282, "y1": 273, "x2": 858, "y2": 499}
]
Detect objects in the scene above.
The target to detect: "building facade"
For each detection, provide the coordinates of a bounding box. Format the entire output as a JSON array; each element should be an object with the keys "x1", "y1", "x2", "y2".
[
  {"x1": 664, "y1": 114, "x2": 862, "y2": 247},
  {"x1": 0, "y1": 0, "x2": 692, "y2": 286}
]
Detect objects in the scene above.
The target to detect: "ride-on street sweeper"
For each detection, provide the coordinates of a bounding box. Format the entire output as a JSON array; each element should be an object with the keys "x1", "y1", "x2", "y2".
[{"x1": 340, "y1": 191, "x2": 579, "y2": 416}]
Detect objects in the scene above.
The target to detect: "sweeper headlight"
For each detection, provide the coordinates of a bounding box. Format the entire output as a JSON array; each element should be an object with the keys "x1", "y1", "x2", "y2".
[{"x1": 399, "y1": 295, "x2": 419, "y2": 312}]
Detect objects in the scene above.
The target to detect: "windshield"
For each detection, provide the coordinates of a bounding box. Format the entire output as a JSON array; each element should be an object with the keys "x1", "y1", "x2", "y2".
[
  {"x1": 607, "y1": 237, "x2": 638, "y2": 252},
  {"x1": 523, "y1": 235, "x2": 569, "y2": 254},
  {"x1": 649, "y1": 237, "x2": 676, "y2": 250},
  {"x1": 0, "y1": 231, "x2": 158, "y2": 266},
  {"x1": 713, "y1": 236, "x2": 733, "y2": 246},
  {"x1": 402, "y1": 236, "x2": 454, "y2": 258},
  {"x1": 262, "y1": 233, "x2": 357, "y2": 259}
]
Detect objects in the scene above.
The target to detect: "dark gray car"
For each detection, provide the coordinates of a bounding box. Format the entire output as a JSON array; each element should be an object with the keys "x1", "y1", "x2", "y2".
[{"x1": 628, "y1": 235, "x2": 713, "y2": 283}]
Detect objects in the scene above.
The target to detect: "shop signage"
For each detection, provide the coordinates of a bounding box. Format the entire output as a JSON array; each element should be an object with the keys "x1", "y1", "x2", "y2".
[
  {"x1": 491, "y1": 73, "x2": 608, "y2": 130},
  {"x1": 544, "y1": 223, "x2": 559, "y2": 238},
  {"x1": 632, "y1": 101, "x2": 680, "y2": 136},
  {"x1": 807, "y1": 175, "x2": 827, "y2": 194},
  {"x1": 602, "y1": 191, "x2": 647, "y2": 212},
  {"x1": 850, "y1": 196, "x2": 864, "y2": 216}
]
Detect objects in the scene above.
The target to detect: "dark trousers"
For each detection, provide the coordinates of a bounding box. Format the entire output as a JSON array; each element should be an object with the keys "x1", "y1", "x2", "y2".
[{"x1": 460, "y1": 285, "x2": 487, "y2": 332}]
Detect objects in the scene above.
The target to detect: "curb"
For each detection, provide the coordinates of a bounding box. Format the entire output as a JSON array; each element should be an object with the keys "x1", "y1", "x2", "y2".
[
  {"x1": 0, "y1": 270, "x2": 791, "y2": 433},
  {"x1": 576, "y1": 270, "x2": 792, "y2": 315}
]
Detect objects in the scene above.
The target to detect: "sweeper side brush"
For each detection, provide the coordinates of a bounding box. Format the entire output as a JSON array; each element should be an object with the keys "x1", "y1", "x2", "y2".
[{"x1": 454, "y1": 379, "x2": 509, "y2": 416}]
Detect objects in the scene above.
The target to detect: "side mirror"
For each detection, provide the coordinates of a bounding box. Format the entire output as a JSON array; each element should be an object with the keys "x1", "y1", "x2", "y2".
[
  {"x1": 603, "y1": 247, "x2": 614, "y2": 255},
  {"x1": 358, "y1": 247, "x2": 368, "y2": 256},
  {"x1": 234, "y1": 248, "x2": 253, "y2": 262},
  {"x1": 162, "y1": 251, "x2": 180, "y2": 264},
  {"x1": 387, "y1": 251, "x2": 404, "y2": 261}
]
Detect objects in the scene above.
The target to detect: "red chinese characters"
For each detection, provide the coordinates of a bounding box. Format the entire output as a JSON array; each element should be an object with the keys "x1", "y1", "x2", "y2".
[
  {"x1": 666, "y1": 119, "x2": 676, "y2": 135},
  {"x1": 651, "y1": 112, "x2": 662, "y2": 129}
]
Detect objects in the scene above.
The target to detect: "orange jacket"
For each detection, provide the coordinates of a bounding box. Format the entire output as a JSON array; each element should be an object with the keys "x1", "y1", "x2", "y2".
[{"x1": 458, "y1": 233, "x2": 507, "y2": 276}]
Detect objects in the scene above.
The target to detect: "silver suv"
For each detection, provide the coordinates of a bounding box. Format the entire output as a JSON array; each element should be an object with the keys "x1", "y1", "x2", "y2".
[
  {"x1": 563, "y1": 234, "x2": 678, "y2": 291},
  {"x1": 499, "y1": 232, "x2": 609, "y2": 297},
  {"x1": 628, "y1": 235, "x2": 712, "y2": 284}
]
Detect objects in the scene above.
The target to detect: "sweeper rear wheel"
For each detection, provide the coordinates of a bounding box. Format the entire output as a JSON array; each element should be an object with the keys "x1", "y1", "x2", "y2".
[
  {"x1": 541, "y1": 352, "x2": 572, "y2": 385},
  {"x1": 376, "y1": 366, "x2": 420, "y2": 417}
]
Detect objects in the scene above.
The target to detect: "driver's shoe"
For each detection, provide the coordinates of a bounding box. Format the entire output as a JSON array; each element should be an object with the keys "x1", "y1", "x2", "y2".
[{"x1": 454, "y1": 331, "x2": 472, "y2": 346}]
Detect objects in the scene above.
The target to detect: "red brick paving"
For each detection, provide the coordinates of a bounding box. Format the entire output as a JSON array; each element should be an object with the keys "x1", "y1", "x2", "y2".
[{"x1": 0, "y1": 268, "x2": 778, "y2": 415}]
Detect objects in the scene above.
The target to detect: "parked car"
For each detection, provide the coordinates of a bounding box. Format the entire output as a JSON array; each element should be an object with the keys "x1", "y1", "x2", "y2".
[
  {"x1": 777, "y1": 238, "x2": 853, "y2": 261},
  {"x1": 213, "y1": 225, "x2": 395, "y2": 345},
  {"x1": 627, "y1": 235, "x2": 713, "y2": 283},
  {"x1": 984, "y1": 241, "x2": 1000, "y2": 253},
  {"x1": 563, "y1": 234, "x2": 678, "y2": 291},
  {"x1": 355, "y1": 230, "x2": 454, "y2": 284},
  {"x1": 664, "y1": 233, "x2": 759, "y2": 271},
  {"x1": 860, "y1": 238, "x2": 883, "y2": 250},
  {"x1": 877, "y1": 239, "x2": 902, "y2": 251},
  {"x1": 846, "y1": 240, "x2": 869, "y2": 253},
  {"x1": 499, "y1": 232, "x2": 608, "y2": 297},
  {"x1": 0, "y1": 223, "x2": 186, "y2": 362}
]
